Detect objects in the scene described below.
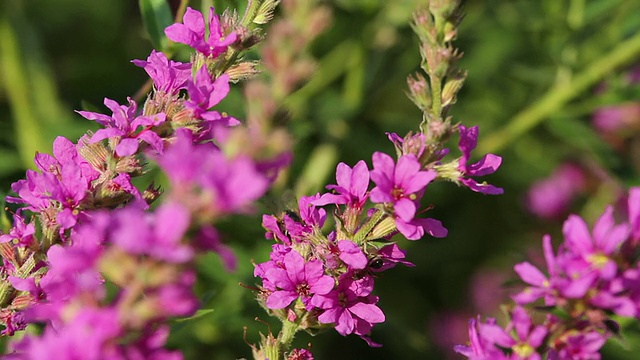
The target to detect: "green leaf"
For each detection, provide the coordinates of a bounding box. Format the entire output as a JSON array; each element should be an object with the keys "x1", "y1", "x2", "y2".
[
  {"x1": 139, "y1": 0, "x2": 173, "y2": 52},
  {"x1": 545, "y1": 115, "x2": 609, "y2": 153},
  {"x1": 175, "y1": 309, "x2": 215, "y2": 323}
]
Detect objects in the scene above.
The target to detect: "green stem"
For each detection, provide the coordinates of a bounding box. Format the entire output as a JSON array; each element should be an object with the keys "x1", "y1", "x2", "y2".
[
  {"x1": 241, "y1": 0, "x2": 263, "y2": 27},
  {"x1": 278, "y1": 320, "x2": 299, "y2": 351},
  {"x1": 478, "y1": 31, "x2": 640, "y2": 154},
  {"x1": 430, "y1": 74, "x2": 443, "y2": 120}
]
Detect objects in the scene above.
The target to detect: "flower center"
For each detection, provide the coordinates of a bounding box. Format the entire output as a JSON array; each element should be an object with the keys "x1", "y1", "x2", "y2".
[
  {"x1": 587, "y1": 253, "x2": 609, "y2": 269},
  {"x1": 391, "y1": 187, "x2": 404, "y2": 200},
  {"x1": 513, "y1": 343, "x2": 535, "y2": 357},
  {"x1": 296, "y1": 282, "x2": 310, "y2": 297}
]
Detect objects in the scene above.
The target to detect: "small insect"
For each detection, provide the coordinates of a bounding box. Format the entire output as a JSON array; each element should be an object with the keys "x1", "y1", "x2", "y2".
[
  {"x1": 352, "y1": 255, "x2": 387, "y2": 280},
  {"x1": 367, "y1": 257, "x2": 385, "y2": 270}
]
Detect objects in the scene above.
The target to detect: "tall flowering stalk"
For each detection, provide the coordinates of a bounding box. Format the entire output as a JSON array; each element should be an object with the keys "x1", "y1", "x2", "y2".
[
  {"x1": 248, "y1": 1, "x2": 503, "y2": 358},
  {"x1": 0, "y1": 3, "x2": 287, "y2": 358}
]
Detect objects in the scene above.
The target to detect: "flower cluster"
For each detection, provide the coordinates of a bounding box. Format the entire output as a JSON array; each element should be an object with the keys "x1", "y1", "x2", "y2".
[
  {"x1": 253, "y1": 125, "x2": 502, "y2": 349},
  {"x1": 246, "y1": 1, "x2": 504, "y2": 357},
  {"x1": 0, "y1": 6, "x2": 287, "y2": 358},
  {"x1": 456, "y1": 187, "x2": 640, "y2": 359}
]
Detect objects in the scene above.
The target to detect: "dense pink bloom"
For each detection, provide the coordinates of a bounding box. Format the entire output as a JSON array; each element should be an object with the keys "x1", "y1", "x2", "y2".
[
  {"x1": 77, "y1": 97, "x2": 166, "y2": 156},
  {"x1": 457, "y1": 125, "x2": 503, "y2": 195},
  {"x1": 8, "y1": 137, "x2": 98, "y2": 229},
  {"x1": 165, "y1": 7, "x2": 237, "y2": 58},
  {"x1": 264, "y1": 250, "x2": 334, "y2": 310}
]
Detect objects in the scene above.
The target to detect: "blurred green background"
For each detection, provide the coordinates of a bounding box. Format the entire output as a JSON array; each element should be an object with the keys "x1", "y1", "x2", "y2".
[{"x1": 2, "y1": 0, "x2": 640, "y2": 359}]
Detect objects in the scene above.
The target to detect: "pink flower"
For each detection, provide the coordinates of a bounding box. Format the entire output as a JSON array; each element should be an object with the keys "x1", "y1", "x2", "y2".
[
  {"x1": 369, "y1": 152, "x2": 446, "y2": 240},
  {"x1": 264, "y1": 250, "x2": 334, "y2": 310},
  {"x1": 370, "y1": 152, "x2": 435, "y2": 222},
  {"x1": 132, "y1": 50, "x2": 191, "y2": 95},
  {"x1": 457, "y1": 125, "x2": 503, "y2": 195},
  {"x1": 77, "y1": 97, "x2": 166, "y2": 157},
  {"x1": 313, "y1": 160, "x2": 370, "y2": 209},
  {"x1": 164, "y1": 7, "x2": 237, "y2": 58},
  {"x1": 311, "y1": 274, "x2": 385, "y2": 347}
]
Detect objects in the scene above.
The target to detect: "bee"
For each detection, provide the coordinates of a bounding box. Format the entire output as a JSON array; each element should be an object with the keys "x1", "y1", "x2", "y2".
[{"x1": 352, "y1": 255, "x2": 387, "y2": 280}]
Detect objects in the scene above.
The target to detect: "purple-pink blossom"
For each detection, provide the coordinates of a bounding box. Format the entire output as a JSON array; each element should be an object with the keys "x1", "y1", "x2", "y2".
[
  {"x1": 132, "y1": 50, "x2": 191, "y2": 95},
  {"x1": 164, "y1": 7, "x2": 237, "y2": 58},
  {"x1": 311, "y1": 273, "x2": 385, "y2": 347},
  {"x1": 457, "y1": 125, "x2": 503, "y2": 195},
  {"x1": 184, "y1": 67, "x2": 239, "y2": 127},
  {"x1": 263, "y1": 250, "x2": 334, "y2": 310},
  {"x1": 77, "y1": 97, "x2": 166, "y2": 157},
  {"x1": 313, "y1": 160, "x2": 370, "y2": 209}
]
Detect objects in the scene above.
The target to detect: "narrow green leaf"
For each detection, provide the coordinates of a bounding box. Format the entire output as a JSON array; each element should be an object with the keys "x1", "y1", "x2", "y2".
[
  {"x1": 0, "y1": 14, "x2": 45, "y2": 169},
  {"x1": 139, "y1": 0, "x2": 173, "y2": 52},
  {"x1": 175, "y1": 309, "x2": 215, "y2": 323}
]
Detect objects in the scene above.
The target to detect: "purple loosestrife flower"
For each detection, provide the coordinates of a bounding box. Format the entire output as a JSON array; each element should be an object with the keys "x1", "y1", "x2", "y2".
[
  {"x1": 478, "y1": 306, "x2": 547, "y2": 360},
  {"x1": 457, "y1": 125, "x2": 503, "y2": 195},
  {"x1": 563, "y1": 206, "x2": 629, "y2": 281},
  {"x1": 454, "y1": 317, "x2": 508, "y2": 360},
  {"x1": 312, "y1": 160, "x2": 370, "y2": 209},
  {"x1": 311, "y1": 273, "x2": 385, "y2": 347},
  {"x1": 8, "y1": 137, "x2": 97, "y2": 229},
  {"x1": 370, "y1": 152, "x2": 447, "y2": 240},
  {"x1": 0, "y1": 213, "x2": 36, "y2": 247},
  {"x1": 547, "y1": 330, "x2": 608, "y2": 360},
  {"x1": 370, "y1": 152, "x2": 434, "y2": 221},
  {"x1": 132, "y1": 50, "x2": 191, "y2": 95},
  {"x1": 264, "y1": 250, "x2": 334, "y2": 310},
  {"x1": 164, "y1": 7, "x2": 237, "y2": 58},
  {"x1": 185, "y1": 67, "x2": 239, "y2": 128},
  {"x1": 513, "y1": 235, "x2": 559, "y2": 305},
  {"x1": 77, "y1": 97, "x2": 166, "y2": 157},
  {"x1": 337, "y1": 240, "x2": 368, "y2": 270}
]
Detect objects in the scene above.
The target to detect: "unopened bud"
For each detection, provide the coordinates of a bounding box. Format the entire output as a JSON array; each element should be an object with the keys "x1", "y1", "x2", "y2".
[
  {"x1": 227, "y1": 61, "x2": 261, "y2": 82},
  {"x1": 367, "y1": 216, "x2": 397, "y2": 240},
  {"x1": 441, "y1": 72, "x2": 466, "y2": 107},
  {"x1": 407, "y1": 73, "x2": 431, "y2": 111}
]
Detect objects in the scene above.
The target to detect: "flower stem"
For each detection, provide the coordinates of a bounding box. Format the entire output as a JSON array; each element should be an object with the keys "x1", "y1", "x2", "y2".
[
  {"x1": 278, "y1": 320, "x2": 299, "y2": 351},
  {"x1": 478, "y1": 30, "x2": 640, "y2": 154}
]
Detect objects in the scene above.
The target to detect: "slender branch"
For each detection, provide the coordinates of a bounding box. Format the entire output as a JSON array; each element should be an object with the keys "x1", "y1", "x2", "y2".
[{"x1": 478, "y1": 31, "x2": 640, "y2": 154}]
